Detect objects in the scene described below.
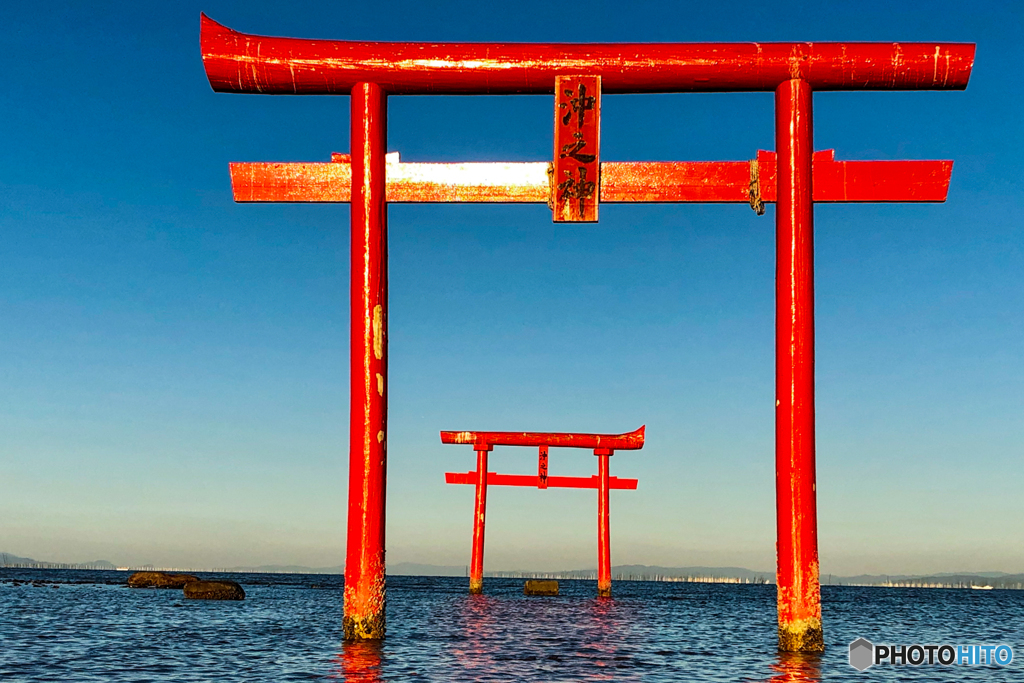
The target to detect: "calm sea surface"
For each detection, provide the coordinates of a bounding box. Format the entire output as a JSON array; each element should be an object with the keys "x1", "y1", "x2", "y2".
[{"x1": 1, "y1": 569, "x2": 1021, "y2": 682}]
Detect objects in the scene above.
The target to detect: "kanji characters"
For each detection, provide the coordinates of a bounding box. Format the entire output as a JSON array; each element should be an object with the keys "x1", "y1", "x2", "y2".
[{"x1": 560, "y1": 82, "x2": 597, "y2": 127}]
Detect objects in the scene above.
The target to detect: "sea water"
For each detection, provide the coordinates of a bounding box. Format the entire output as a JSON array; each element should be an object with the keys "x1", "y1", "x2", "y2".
[{"x1": 1, "y1": 570, "x2": 1021, "y2": 681}]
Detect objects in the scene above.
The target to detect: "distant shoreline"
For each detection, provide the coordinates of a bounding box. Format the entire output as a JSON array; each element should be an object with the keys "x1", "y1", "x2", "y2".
[{"x1": 3, "y1": 555, "x2": 1023, "y2": 590}]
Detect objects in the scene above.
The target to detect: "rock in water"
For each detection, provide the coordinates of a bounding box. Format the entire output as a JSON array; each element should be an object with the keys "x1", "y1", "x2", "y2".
[
  {"x1": 128, "y1": 571, "x2": 199, "y2": 589},
  {"x1": 183, "y1": 580, "x2": 245, "y2": 601},
  {"x1": 524, "y1": 579, "x2": 559, "y2": 596}
]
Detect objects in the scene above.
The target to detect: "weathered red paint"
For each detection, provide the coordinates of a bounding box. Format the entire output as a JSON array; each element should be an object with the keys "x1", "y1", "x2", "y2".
[
  {"x1": 201, "y1": 15, "x2": 973, "y2": 95},
  {"x1": 758, "y1": 150, "x2": 953, "y2": 203},
  {"x1": 443, "y1": 431, "x2": 642, "y2": 595},
  {"x1": 596, "y1": 449, "x2": 612, "y2": 597},
  {"x1": 441, "y1": 426, "x2": 644, "y2": 450},
  {"x1": 343, "y1": 82, "x2": 388, "y2": 641},
  {"x1": 775, "y1": 78, "x2": 823, "y2": 653},
  {"x1": 228, "y1": 156, "x2": 953, "y2": 204},
  {"x1": 469, "y1": 446, "x2": 491, "y2": 594},
  {"x1": 554, "y1": 75, "x2": 601, "y2": 222}
]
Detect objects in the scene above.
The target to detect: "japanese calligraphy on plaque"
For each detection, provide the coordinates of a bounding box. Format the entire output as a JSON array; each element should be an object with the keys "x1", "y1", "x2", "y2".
[{"x1": 553, "y1": 75, "x2": 600, "y2": 222}]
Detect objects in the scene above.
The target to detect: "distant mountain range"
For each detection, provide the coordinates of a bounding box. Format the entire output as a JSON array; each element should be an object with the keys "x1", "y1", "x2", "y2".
[
  {"x1": 3, "y1": 553, "x2": 1022, "y2": 588},
  {"x1": 0, "y1": 553, "x2": 116, "y2": 570},
  {"x1": 218, "y1": 564, "x2": 345, "y2": 574},
  {"x1": 217, "y1": 562, "x2": 465, "y2": 575},
  {"x1": 0, "y1": 554, "x2": 458, "y2": 576},
  {"x1": 484, "y1": 564, "x2": 774, "y2": 583}
]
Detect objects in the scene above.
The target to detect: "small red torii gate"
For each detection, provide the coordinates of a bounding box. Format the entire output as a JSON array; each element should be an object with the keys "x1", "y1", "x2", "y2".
[
  {"x1": 441, "y1": 426, "x2": 644, "y2": 597},
  {"x1": 199, "y1": 14, "x2": 974, "y2": 650}
]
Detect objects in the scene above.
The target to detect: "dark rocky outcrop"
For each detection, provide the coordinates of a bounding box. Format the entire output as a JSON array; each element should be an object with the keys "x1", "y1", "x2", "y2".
[
  {"x1": 523, "y1": 579, "x2": 559, "y2": 596},
  {"x1": 183, "y1": 579, "x2": 245, "y2": 600},
  {"x1": 127, "y1": 571, "x2": 199, "y2": 589}
]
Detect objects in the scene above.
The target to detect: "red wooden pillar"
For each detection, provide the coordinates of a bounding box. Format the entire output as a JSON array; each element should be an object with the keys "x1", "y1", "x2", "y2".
[
  {"x1": 344, "y1": 82, "x2": 389, "y2": 641},
  {"x1": 774, "y1": 78, "x2": 823, "y2": 652},
  {"x1": 469, "y1": 445, "x2": 491, "y2": 594},
  {"x1": 595, "y1": 447, "x2": 612, "y2": 597}
]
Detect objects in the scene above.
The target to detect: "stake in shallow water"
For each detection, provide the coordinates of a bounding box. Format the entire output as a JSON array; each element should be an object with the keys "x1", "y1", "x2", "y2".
[
  {"x1": 199, "y1": 13, "x2": 974, "y2": 647},
  {"x1": 442, "y1": 427, "x2": 645, "y2": 597}
]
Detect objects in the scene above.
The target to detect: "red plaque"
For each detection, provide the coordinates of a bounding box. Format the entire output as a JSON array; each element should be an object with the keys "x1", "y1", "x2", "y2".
[{"x1": 553, "y1": 75, "x2": 600, "y2": 222}]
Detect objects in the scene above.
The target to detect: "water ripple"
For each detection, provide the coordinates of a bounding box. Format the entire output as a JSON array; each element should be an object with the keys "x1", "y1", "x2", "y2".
[{"x1": 1, "y1": 570, "x2": 1021, "y2": 681}]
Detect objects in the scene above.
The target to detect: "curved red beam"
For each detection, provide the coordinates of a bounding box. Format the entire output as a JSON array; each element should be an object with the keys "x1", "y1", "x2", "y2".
[
  {"x1": 200, "y1": 15, "x2": 974, "y2": 95},
  {"x1": 440, "y1": 426, "x2": 645, "y2": 450}
]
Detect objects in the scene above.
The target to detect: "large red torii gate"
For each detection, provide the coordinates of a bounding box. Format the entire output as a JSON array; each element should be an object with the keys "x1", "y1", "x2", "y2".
[{"x1": 199, "y1": 14, "x2": 974, "y2": 650}]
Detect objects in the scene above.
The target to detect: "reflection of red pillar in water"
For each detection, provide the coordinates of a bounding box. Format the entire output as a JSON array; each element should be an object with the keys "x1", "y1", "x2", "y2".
[
  {"x1": 774, "y1": 77, "x2": 823, "y2": 652},
  {"x1": 596, "y1": 448, "x2": 612, "y2": 597},
  {"x1": 344, "y1": 81, "x2": 389, "y2": 641},
  {"x1": 335, "y1": 641, "x2": 383, "y2": 682},
  {"x1": 469, "y1": 446, "x2": 491, "y2": 594},
  {"x1": 768, "y1": 652, "x2": 823, "y2": 683}
]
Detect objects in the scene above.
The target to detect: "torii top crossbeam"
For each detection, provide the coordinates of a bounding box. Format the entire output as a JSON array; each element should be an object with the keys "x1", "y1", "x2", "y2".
[
  {"x1": 440, "y1": 425, "x2": 645, "y2": 450},
  {"x1": 201, "y1": 15, "x2": 973, "y2": 94}
]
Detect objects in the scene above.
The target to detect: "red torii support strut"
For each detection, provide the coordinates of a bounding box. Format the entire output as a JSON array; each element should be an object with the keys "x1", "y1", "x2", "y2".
[
  {"x1": 441, "y1": 427, "x2": 644, "y2": 596},
  {"x1": 200, "y1": 14, "x2": 974, "y2": 649}
]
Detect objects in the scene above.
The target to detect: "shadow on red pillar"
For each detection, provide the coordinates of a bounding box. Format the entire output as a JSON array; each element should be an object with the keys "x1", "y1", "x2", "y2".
[
  {"x1": 344, "y1": 81, "x2": 389, "y2": 641},
  {"x1": 774, "y1": 78, "x2": 823, "y2": 652}
]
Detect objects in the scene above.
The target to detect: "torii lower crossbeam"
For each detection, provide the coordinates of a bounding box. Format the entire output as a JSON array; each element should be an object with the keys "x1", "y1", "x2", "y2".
[{"x1": 228, "y1": 150, "x2": 952, "y2": 204}]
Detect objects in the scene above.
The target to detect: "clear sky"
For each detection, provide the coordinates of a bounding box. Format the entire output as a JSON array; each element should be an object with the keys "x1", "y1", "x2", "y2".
[{"x1": 1, "y1": 0, "x2": 1021, "y2": 576}]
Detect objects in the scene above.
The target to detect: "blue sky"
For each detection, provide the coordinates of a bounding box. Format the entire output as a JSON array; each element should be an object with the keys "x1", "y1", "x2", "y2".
[{"x1": 1, "y1": 0, "x2": 1021, "y2": 575}]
